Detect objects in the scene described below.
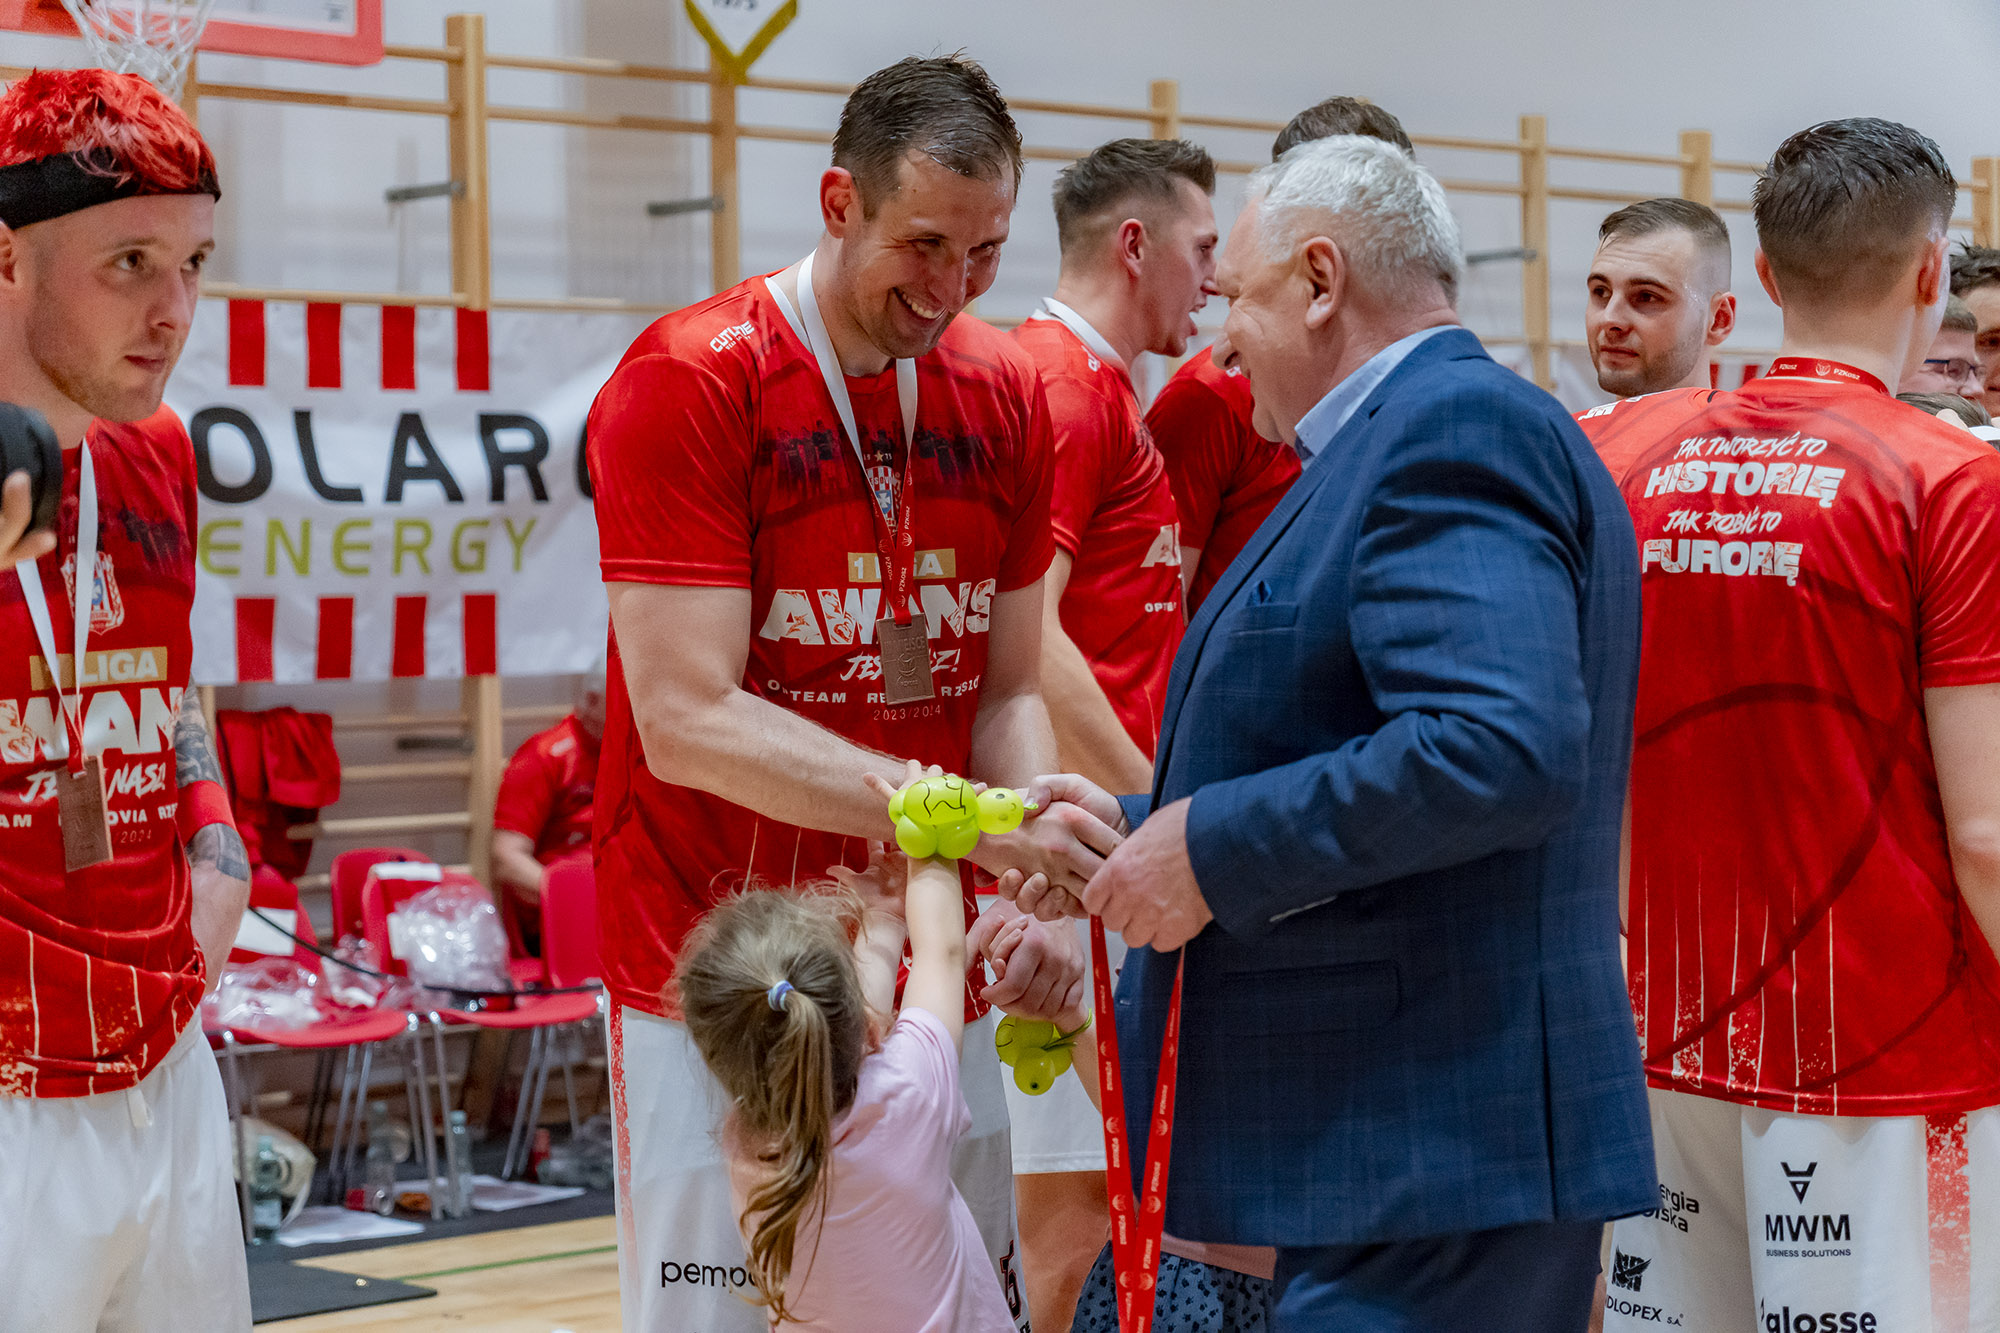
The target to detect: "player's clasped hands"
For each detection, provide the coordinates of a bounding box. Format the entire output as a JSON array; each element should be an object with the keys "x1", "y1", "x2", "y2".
[{"x1": 977, "y1": 773, "x2": 1128, "y2": 921}]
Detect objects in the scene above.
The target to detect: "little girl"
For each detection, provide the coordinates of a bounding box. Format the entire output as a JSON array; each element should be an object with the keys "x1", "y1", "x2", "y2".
[{"x1": 676, "y1": 763, "x2": 1020, "y2": 1332}]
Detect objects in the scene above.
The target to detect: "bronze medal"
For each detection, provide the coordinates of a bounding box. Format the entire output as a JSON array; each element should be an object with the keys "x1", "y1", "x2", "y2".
[
  {"x1": 56, "y1": 755, "x2": 113, "y2": 871},
  {"x1": 876, "y1": 616, "x2": 935, "y2": 705}
]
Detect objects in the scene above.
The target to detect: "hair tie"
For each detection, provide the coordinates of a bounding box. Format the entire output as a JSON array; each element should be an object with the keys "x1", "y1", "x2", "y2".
[{"x1": 767, "y1": 980, "x2": 795, "y2": 1011}]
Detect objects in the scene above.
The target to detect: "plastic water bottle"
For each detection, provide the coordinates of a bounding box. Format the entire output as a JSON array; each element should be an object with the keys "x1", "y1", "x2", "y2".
[
  {"x1": 250, "y1": 1135, "x2": 286, "y2": 1241},
  {"x1": 363, "y1": 1101, "x2": 398, "y2": 1216},
  {"x1": 444, "y1": 1110, "x2": 473, "y2": 1218}
]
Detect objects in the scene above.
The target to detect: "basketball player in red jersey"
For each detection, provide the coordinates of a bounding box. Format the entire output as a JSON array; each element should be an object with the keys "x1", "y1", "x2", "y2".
[
  {"x1": 588, "y1": 56, "x2": 1123, "y2": 1333},
  {"x1": 0, "y1": 71, "x2": 251, "y2": 1330},
  {"x1": 1149, "y1": 97, "x2": 1411, "y2": 614},
  {"x1": 1008, "y1": 136, "x2": 1218, "y2": 1330},
  {"x1": 1582, "y1": 119, "x2": 2000, "y2": 1331},
  {"x1": 1585, "y1": 197, "x2": 1735, "y2": 400}
]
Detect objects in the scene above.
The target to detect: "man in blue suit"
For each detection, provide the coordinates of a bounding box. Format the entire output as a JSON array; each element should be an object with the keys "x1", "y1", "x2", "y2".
[{"x1": 1025, "y1": 136, "x2": 1656, "y2": 1330}]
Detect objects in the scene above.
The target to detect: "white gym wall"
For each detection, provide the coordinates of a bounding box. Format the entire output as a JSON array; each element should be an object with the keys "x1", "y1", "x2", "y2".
[{"x1": 4, "y1": 0, "x2": 1992, "y2": 876}]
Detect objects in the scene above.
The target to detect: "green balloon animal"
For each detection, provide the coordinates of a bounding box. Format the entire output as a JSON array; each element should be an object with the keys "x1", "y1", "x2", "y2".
[{"x1": 883, "y1": 773, "x2": 1087, "y2": 1096}]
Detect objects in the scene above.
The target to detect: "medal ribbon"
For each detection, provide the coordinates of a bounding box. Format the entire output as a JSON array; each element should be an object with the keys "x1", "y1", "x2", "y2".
[
  {"x1": 793, "y1": 250, "x2": 924, "y2": 626},
  {"x1": 1091, "y1": 921, "x2": 1184, "y2": 1333},
  {"x1": 1760, "y1": 357, "x2": 1890, "y2": 396},
  {"x1": 15, "y1": 435, "x2": 96, "y2": 773}
]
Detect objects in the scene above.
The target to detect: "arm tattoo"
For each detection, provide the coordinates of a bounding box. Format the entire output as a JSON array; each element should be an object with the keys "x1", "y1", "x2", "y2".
[
  {"x1": 175, "y1": 688, "x2": 249, "y2": 878},
  {"x1": 191, "y1": 822, "x2": 251, "y2": 879},
  {"x1": 173, "y1": 686, "x2": 223, "y2": 787}
]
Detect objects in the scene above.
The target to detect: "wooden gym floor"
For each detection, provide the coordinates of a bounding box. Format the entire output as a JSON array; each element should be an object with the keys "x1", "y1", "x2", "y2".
[{"x1": 272, "y1": 1217, "x2": 621, "y2": 1331}]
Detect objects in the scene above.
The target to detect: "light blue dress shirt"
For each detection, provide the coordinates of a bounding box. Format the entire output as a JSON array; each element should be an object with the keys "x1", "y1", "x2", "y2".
[{"x1": 1291, "y1": 325, "x2": 1457, "y2": 466}]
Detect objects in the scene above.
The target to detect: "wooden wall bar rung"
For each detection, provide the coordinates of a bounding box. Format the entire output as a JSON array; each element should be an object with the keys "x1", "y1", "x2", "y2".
[
  {"x1": 502, "y1": 705, "x2": 571, "y2": 723},
  {"x1": 1546, "y1": 145, "x2": 1684, "y2": 168},
  {"x1": 1007, "y1": 95, "x2": 1157, "y2": 122},
  {"x1": 487, "y1": 104, "x2": 712, "y2": 136},
  {"x1": 1410, "y1": 133, "x2": 1532, "y2": 155},
  {"x1": 344, "y1": 760, "x2": 475, "y2": 783},
  {"x1": 1546, "y1": 186, "x2": 1671, "y2": 205},
  {"x1": 1179, "y1": 111, "x2": 1284, "y2": 135},
  {"x1": 380, "y1": 43, "x2": 457, "y2": 63},
  {"x1": 289, "y1": 812, "x2": 473, "y2": 840},
  {"x1": 190, "y1": 81, "x2": 451, "y2": 117},
  {"x1": 202, "y1": 284, "x2": 467, "y2": 308},
  {"x1": 487, "y1": 51, "x2": 710, "y2": 83},
  {"x1": 332, "y1": 712, "x2": 468, "y2": 733}
]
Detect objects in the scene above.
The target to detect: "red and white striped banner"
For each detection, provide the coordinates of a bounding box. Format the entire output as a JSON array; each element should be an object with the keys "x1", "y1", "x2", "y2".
[{"x1": 166, "y1": 300, "x2": 644, "y2": 684}]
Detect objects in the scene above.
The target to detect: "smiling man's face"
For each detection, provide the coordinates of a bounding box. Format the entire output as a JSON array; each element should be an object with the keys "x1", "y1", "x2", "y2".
[{"x1": 831, "y1": 152, "x2": 1015, "y2": 361}]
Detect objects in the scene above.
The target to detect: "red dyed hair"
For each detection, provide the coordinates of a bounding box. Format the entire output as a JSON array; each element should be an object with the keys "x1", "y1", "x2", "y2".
[{"x1": 0, "y1": 68, "x2": 214, "y2": 192}]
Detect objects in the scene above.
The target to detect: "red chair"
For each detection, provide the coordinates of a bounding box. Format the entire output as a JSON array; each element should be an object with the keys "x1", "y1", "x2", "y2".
[
  {"x1": 499, "y1": 856, "x2": 604, "y2": 1178},
  {"x1": 329, "y1": 846, "x2": 431, "y2": 946},
  {"x1": 541, "y1": 854, "x2": 600, "y2": 990},
  {"x1": 212, "y1": 868, "x2": 442, "y2": 1223},
  {"x1": 361, "y1": 869, "x2": 601, "y2": 1182}
]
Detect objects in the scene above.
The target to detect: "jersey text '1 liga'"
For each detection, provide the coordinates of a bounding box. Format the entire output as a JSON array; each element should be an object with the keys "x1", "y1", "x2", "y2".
[
  {"x1": 588, "y1": 274, "x2": 1054, "y2": 1021},
  {"x1": 1581, "y1": 370, "x2": 2000, "y2": 1116},
  {"x1": 1146, "y1": 353, "x2": 1300, "y2": 614},
  {"x1": 0, "y1": 409, "x2": 205, "y2": 1098},
  {"x1": 1014, "y1": 313, "x2": 1183, "y2": 754}
]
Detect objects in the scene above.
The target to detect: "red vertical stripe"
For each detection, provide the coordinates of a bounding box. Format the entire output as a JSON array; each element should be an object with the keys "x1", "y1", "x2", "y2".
[
  {"x1": 391, "y1": 595, "x2": 427, "y2": 678},
  {"x1": 462, "y1": 593, "x2": 497, "y2": 676},
  {"x1": 305, "y1": 302, "x2": 343, "y2": 389},
  {"x1": 1708, "y1": 362, "x2": 1720, "y2": 389},
  {"x1": 1927, "y1": 1113, "x2": 1972, "y2": 1332},
  {"x1": 234, "y1": 598, "x2": 275, "y2": 683},
  {"x1": 381, "y1": 305, "x2": 418, "y2": 391},
  {"x1": 227, "y1": 300, "x2": 265, "y2": 387},
  {"x1": 1739, "y1": 362, "x2": 1762, "y2": 387},
  {"x1": 315, "y1": 597, "x2": 355, "y2": 680},
  {"x1": 455, "y1": 309, "x2": 491, "y2": 392}
]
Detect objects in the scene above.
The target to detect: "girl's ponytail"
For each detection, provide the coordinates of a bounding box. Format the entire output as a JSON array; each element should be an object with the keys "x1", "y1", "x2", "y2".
[
  {"x1": 677, "y1": 888, "x2": 869, "y2": 1324},
  {"x1": 742, "y1": 982, "x2": 837, "y2": 1322}
]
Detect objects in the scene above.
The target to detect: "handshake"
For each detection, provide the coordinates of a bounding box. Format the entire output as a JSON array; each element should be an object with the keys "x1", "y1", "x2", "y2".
[{"x1": 956, "y1": 773, "x2": 1129, "y2": 924}]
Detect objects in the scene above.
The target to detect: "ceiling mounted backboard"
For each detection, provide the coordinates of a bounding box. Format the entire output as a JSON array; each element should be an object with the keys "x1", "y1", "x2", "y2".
[{"x1": 0, "y1": 0, "x2": 384, "y2": 65}]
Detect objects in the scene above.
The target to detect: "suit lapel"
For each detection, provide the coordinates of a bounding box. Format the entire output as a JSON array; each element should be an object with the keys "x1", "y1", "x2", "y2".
[{"x1": 1151, "y1": 329, "x2": 1489, "y2": 795}]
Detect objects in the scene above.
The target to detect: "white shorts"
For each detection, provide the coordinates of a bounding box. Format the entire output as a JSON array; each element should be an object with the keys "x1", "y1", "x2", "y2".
[
  {"x1": 0, "y1": 1023, "x2": 252, "y2": 1333},
  {"x1": 1001, "y1": 915, "x2": 1121, "y2": 1174},
  {"x1": 1605, "y1": 1085, "x2": 2000, "y2": 1333},
  {"x1": 608, "y1": 1004, "x2": 1029, "y2": 1333}
]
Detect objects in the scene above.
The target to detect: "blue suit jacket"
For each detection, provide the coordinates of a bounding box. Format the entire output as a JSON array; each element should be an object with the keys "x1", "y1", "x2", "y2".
[{"x1": 1114, "y1": 329, "x2": 1655, "y2": 1246}]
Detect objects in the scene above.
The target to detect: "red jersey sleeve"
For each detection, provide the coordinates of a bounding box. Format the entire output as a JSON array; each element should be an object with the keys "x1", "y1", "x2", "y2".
[
  {"x1": 1042, "y1": 371, "x2": 1119, "y2": 559},
  {"x1": 996, "y1": 372, "x2": 1057, "y2": 591},
  {"x1": 1146, "y1": 372, "x2": 1236, "y2": 553},
  {"x1": 492, "y1": 734, "x2": 557, "y2": 841},
  {"x1": 1917, "y1": 449, "x2": 2000, "y2": 687},
  {"x1": 589, "y1": 353, "x2": 754, "y2": 587}
]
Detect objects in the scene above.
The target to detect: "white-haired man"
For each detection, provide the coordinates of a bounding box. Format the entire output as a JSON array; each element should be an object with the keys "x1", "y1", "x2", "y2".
[{"x1": 1020, "y1": 136, "x2": 1655, "y2": 1329}]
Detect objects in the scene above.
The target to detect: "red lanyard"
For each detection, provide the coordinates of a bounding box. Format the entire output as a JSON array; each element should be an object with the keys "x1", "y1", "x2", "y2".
[
  {"x1": 1091, "y1": 920, "x2": 1184, "y2": 1333},
  {"x1": 1761, "y1": 357, "x2": 1889, "y2": 395}
]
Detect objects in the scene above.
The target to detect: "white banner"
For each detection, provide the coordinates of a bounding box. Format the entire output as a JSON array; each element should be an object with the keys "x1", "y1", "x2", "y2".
[{"x1": 164, "y1": 300, "x2": 644, "y2": 685}]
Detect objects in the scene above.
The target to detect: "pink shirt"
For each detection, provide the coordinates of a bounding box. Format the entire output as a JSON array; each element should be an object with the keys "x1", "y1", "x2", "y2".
[{"x1": 725, "y1": 1009, "x2": 1015, "y2": 1333}]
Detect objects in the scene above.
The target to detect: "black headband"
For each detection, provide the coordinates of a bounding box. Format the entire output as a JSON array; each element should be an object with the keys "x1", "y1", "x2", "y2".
[{"x1": 0, "y1": 149, "x2": 221, "y2": 230}]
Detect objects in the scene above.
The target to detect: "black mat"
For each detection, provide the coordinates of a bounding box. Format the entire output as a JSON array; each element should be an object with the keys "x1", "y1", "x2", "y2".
[
  {"x1": 246, "y1": 1185, "x2": 615, "y2": 1268},
  {"x1": 251, "y1": 1263, "x2": 434, "y2": 1325}
]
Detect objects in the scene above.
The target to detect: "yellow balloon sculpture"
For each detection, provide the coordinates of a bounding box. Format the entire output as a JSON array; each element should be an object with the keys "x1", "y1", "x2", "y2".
[{"x1": 887, "y1": 773, "x2": 1029, "y2": 860}]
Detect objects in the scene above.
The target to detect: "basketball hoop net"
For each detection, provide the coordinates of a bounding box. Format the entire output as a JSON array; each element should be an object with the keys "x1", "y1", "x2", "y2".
[{"x1": 59, "y1": 0, "x2": 219, "y2": 101}]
